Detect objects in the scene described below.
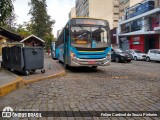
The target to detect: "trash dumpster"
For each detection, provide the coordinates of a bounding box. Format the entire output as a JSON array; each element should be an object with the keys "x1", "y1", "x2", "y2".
[
  {"x1": 2, "y1": 47, "x2": 11, "y2": 69},
  {"x1": 11, "y1": 46, "x2": 24, "y2": 72},
  {"x1": 9, "y1": 46, "x2": 45, "y2": 75},
  {"x1": 22, "y1": 47, "x2": 45, "y2": 74}
]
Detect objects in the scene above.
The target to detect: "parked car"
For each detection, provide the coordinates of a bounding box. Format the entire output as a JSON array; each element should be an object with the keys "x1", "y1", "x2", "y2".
[
  {"x1": 111, "y1": 49, "x2": 132, "y2": 63},
  {"x1": 126, "y1": 49, "x2": 146, "y2": 60},
  {"x1": 146, "y1": 49, "x2": 160, "y2": 62}
]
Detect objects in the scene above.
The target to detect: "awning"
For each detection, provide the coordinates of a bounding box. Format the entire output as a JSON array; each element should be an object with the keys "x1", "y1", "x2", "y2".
[{"x1": 114, "y1": 31, "x2": 160, "y2": 37}]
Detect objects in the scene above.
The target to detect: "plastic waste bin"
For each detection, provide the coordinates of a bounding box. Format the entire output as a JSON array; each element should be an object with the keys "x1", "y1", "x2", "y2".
[
  {"x1": 7, "y1": 46, "x2": 45, "y2": 75},
  {"x1": 2, "y1": 47, "x2": 11, "y2": 69},
  {"x1": 22, "y1": 47, "x2": 45, "y2": 74},
  {"x1": 11, "y1": 46, "x2": 24, "y2": 72}
]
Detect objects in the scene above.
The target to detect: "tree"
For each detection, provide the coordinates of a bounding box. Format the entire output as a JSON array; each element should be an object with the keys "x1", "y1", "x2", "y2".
[
  {"x1": 28, "y1": 0, "x2": 55, "y2": 50},
  {"x1": 16, "y1": 23, "x2": 32, "y2": 38},
  {"x1": 0, "y1": 0, "x2": 15, "y2": 26}
]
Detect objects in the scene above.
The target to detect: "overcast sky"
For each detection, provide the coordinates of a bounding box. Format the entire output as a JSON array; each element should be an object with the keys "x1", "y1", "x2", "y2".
[{"x1": 13, "y1": 0, "x2": 75, "y2": 37}]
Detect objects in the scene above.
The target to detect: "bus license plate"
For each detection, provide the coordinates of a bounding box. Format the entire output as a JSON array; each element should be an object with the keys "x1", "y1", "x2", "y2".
[{"x1": 88, "y1": 61, "x2": 95, "y2": 64}]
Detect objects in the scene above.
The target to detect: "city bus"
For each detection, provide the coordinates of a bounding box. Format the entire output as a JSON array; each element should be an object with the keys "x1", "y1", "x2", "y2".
[
  {"x1": 54, "y1": 18, "x2": 111, "y2": 68},
  {"x1": 51, "y1": 41, "x2": 56, "y2": 59}
]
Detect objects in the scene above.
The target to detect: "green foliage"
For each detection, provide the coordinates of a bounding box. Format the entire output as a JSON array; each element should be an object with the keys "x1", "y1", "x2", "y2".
[
  {"x1": 28, "y1": 0, "x2": 55, "y2": 50},
  {"x1": 1, "y1": 24, "x2": 17, "y2": 33},
  {"x1": 0, "y1": 0, "x2": 15, "y2": 25},
  {"x1": 16, "y1": 23, "x2": 32, "y2": 38}
]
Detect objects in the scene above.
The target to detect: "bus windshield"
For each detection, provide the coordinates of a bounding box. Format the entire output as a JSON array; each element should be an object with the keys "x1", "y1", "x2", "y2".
[{"x1": 71, "y1": 25, "x2": 110, "y2": 48}]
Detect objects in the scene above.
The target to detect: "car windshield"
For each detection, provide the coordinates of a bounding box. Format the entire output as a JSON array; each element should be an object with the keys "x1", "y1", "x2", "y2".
[
  {"x1": 115, "y1": 49, "x2": 123, "y2": 53},
  {"x1": 157, "y1": 50, "x2": 160, "y2": 54},
  {"x1": 70, "y1": 26, "x2": 110, "y2": 48},
  {"x1": 134, "y1": 50, "x2": 142, "y2": 53}
]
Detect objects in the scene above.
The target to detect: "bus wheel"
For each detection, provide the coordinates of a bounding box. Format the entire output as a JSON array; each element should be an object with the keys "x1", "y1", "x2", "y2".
[
  {"x1": 92, "y1": 66, "x2": 97, "y2": 68},
  {"x1": 58, "y1": 55, "x2": 61, "y2": 63},
  {"x1": 64, "y1": 63, "x2": 69, "y2": 69}
]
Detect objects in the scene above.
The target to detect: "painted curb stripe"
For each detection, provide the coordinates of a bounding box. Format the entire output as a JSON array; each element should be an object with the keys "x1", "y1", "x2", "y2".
[
  {"x1": 0, "y1": 60, "x2": 66, "y2": 97},
  {"x1": 0, "y1": 77, "x2": 24, "y2": 97},
  {"x1": 24, "y1": 71, "x2": 66, "y2": 85}
]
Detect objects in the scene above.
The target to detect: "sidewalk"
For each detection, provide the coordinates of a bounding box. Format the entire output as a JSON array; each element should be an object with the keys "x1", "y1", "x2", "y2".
[
  {"x1": 0, "y1": 69, "x2": 23, "y2": 97},
  {"x1": 0, "y1": 55, "x2": 65, "y2": 97},
  {"x1": 23, "y1": 55, "x2": 65, "y2": 84}
]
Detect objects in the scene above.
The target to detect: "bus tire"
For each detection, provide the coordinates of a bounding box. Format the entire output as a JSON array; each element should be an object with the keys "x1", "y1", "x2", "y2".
[
  {"x1": 58, "y1": 55, "x2": 61, "y2": 63},
  {"x1": 64, "y1": 62, "x2": 69, "y2": 69}
]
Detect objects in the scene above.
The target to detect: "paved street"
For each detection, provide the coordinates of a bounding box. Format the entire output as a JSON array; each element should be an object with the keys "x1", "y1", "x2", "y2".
[{"x1": 0, "y1": 60, "x2": 160, "y2": 120}]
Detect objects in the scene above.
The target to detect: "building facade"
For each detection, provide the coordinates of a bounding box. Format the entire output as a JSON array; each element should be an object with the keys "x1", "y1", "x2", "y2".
[
  {"x1": 0, "y1": 27, "x2": 22, "y2": 56},
  {"x1": 155, "y1": 0, "x2": 160, "y2": 7},
  {"x1": 69, "y1": 7, "x2": 76, "y2": 18},
  {"x1": 119, "y1": 0, "x2": 144, "y2": 19},
  {"x1": 75, "y1": 0, "x2": 119, "y2": 29},
  {"x1": 116, "y1": 0, "x2": 160, "y2": 52}
]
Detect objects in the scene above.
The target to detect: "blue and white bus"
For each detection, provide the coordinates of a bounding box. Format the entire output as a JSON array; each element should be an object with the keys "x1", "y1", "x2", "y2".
[{"x1": 54, "y1": 18, "x2": 111, "y2": 68}]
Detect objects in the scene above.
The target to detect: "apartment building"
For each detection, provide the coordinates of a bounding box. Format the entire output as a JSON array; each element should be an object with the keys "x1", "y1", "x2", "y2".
[
  {"x1": 75, "y1": 0, "x2": 119, "y2": 29},
  {"x1": 119, "y1": 0, "x2": 130, "y2": 18},
  {"x1": 69, "y1": 7, "x2": 76, "y2": 18},
  {"x1": 155, "y1": 0, "x2": 160, "y2": 7},
  {"x1": 116, "y1": 0, "x2": 160, "y2": 52}
]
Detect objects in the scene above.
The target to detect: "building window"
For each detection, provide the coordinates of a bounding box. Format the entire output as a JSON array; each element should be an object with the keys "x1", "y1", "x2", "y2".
[
  {"x1": 131, "y1": 18, "x2": 142, "y2": 32},
  {"x1": 121, "y1": 23, "x2": 130, "y2": 33}
]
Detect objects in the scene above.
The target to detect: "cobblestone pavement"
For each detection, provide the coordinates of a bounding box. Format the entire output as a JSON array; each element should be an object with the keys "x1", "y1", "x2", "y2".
[{"x1": 0, "y1": 60, "x2": 160, "y2": 120}]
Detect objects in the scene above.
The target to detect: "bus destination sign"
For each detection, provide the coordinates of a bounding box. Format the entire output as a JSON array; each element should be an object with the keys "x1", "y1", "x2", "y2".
[{"x1": 74, "y1": 19, "x2": 107, "y2": 26}]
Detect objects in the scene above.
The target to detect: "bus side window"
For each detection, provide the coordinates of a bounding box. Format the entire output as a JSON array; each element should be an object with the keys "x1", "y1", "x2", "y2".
[
  {"x1": 53, "y1": 44, "x2": 55, "y2": 51},
  {"x1": 65, "y1": 27, "x2": 69, "y2": 43}
]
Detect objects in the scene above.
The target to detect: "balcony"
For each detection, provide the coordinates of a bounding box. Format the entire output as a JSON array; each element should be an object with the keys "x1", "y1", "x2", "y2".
[
  {"x1": 126, "y1": 0, "x2": 155, "y2": 20},
  {"x1": 120, "y1": 8, "x2": 160, "y2": 25},
  {"x1": 113, "y1": 8, "x2": 119, "y2": 14},
  {"x1": 113, "y1": 15, "x2": 119, "y2": 21},
  {"x1": 113, "y1": 0, "x2": 119, "y2": 7}
]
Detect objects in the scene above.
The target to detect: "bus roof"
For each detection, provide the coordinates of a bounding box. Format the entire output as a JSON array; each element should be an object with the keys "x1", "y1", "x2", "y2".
[
  {"x1": 69, "y1": 17, "x2": 108, "y2": 21},
  {"x1": 69, "y1": 17, "x2": 109, "y2": 27},
  {"x1": 57, "y1": 17, "x2": 109, "y2": 39}
]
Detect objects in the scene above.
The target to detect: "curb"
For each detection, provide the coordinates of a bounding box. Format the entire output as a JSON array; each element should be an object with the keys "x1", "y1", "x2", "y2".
[
  {"x1": 24, "y1": 70, "x2": 66, "y2": 85},
  {"x1": 24, "y1": 59, "x2": 66, "y2": 85},
  {"x1": 0, "y1": 60, "x2": 66, "y2": 97},
  {"x1": 0, "y1": 71, "x2": 66, "y2": 97},
  {"x1": 0, "y1": 77, "x2": 24, "y2": 97}
]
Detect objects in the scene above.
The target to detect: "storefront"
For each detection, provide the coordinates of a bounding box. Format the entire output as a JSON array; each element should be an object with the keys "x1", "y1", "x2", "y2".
[
  {"x1": 119, "y1": 37, "x2": 130, "y2": 51},
  {"x1": 129, "y1": 34, "x2": 159, "y2": 53}
]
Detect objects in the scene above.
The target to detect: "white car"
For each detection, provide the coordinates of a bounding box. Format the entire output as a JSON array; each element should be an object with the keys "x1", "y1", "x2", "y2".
[
  {"x1": 146, "y1": 49, "x2": 160, "y2": 62},
  {"x1": 126, "y1": 49, "x2": 146, "y2": 60}
]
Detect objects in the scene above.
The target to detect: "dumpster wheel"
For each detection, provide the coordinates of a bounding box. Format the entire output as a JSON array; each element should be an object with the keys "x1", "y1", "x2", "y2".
[
  {"x1": 24, "y1": 71, "x2": 29, "y2": 76},
  {"x1": 41, "y1": 69, "x2": 45, "y2": 73},
  {"x1": 31, "y1": 69, "x2": 36, "y2": 73}
]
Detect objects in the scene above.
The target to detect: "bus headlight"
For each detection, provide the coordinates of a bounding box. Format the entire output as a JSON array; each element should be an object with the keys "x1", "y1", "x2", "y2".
[
  {"x1": 107, "y1": 52, "x2": 111, "y2": 58},
  {"x1": 70, "y1": 51, "x2": 76, "y2": 58}
]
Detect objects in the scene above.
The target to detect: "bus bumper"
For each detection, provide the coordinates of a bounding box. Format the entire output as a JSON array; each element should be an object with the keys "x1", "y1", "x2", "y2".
[{"x1": 69, "y1": 57, "x2": 110, "y2": 67}]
